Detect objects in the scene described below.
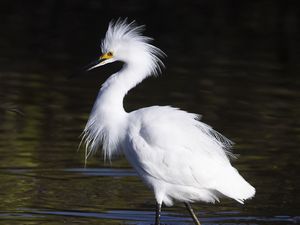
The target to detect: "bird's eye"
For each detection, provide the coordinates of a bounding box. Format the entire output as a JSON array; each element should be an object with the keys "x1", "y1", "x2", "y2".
[{"x1": 107, "y1": 52, "x2": 113, "y2": 57}]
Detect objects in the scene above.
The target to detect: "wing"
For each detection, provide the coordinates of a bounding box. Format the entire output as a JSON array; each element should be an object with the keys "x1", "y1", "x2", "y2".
[{"x1": 126, "y1": 106, "x2": 234, "y2": 189}]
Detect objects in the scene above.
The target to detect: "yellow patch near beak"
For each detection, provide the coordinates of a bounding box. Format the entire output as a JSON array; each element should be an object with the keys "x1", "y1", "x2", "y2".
[{"x1": 100, "y1": 52, "x2": 113, "y2": 60}]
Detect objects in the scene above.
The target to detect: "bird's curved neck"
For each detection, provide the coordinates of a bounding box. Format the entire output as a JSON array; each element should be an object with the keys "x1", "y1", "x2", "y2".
[
  {"x1": 95, "y1": 62, "x2": 148, "y2": 115},
  {"x1": 84, "y1": 63, "x2": 149, "y2": 161}
]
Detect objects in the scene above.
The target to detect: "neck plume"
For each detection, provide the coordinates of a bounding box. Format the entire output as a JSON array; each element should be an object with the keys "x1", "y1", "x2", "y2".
[{"x1": 81, "y1": 60, "x2": 150, "y2": 163}]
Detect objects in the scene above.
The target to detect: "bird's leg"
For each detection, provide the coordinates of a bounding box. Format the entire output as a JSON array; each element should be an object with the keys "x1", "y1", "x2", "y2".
[
  {"x1": 155, "y1": 202, "x2": 162, "y2": 225},
  {"x1": 184, "y1": 202, "x2": 201, "y2": 225}
]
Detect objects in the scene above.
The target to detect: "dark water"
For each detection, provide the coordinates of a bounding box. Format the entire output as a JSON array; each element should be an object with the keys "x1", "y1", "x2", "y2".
[{"x1": 0, "y1": 1, "x2": 299, "y2": 224}]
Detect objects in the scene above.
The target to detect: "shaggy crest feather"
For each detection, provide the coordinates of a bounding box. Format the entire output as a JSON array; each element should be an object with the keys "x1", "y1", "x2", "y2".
[
  {"x1": 101, "y1": 19, "x2": 165, "y2": 76},
  {"x1": 101, "y1": 19, "x2": 151, "y2": 52}
]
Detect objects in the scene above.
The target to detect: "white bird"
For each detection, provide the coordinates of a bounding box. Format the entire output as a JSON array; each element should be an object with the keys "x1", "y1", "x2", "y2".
[{"x1": 82, "y1": 19, "x2": 255, "y2": 225}]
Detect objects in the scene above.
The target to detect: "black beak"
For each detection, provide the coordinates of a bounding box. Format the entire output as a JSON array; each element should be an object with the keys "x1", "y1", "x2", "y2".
[{"x1": 84, "y1": 58, "x2": 106, "y2": 71}]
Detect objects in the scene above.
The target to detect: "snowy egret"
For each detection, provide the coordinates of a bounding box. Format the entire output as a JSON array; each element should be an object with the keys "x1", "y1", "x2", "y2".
[{"x1": 82, "y1": 19, "x2": 255, "y2": 225}]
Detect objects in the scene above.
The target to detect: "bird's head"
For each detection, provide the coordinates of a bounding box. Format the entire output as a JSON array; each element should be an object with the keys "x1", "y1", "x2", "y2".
[{"x1": 87, "y1": 19, "x2": 165, "y2": 75}]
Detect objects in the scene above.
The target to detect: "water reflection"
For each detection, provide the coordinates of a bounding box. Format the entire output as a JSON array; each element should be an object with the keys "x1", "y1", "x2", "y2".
[{"x1": 0, "y1": 0, "x2": 299, "y2": 224}]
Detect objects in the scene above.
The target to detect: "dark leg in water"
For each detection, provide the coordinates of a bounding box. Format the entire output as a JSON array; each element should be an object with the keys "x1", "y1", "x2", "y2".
[
  {"x1": 155, "y1": 203, "x2": 162, "y2": 225},
  {"x1": 184, "y1": 202, "x2": 201, "y2": 225}
]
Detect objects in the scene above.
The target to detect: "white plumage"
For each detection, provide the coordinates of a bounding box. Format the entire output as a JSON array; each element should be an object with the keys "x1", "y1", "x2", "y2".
[{"x1": 82, "y1": 19, "x2": 255, "y2": 225}]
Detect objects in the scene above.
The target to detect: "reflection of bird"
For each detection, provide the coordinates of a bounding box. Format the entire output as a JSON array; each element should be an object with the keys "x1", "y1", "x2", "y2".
[{"x1": 82, "y1": 19, "x2": 255, "y2": 225}]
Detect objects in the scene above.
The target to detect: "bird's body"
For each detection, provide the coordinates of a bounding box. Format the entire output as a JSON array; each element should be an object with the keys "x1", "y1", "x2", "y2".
[{"x1": 82, "y1": 20, "x2": 255, "y2": 225}]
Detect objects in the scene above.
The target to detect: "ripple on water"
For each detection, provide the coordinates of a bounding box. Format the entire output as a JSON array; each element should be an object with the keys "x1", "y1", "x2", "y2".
[{"x1": 0, "y1": 208, "x2": 299, "y2": 225}]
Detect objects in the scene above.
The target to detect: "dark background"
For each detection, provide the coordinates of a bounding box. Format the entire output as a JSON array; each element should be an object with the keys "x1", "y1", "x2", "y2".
[{"x1": 1, "y1": 0, "x2": 299, "y2": 74}]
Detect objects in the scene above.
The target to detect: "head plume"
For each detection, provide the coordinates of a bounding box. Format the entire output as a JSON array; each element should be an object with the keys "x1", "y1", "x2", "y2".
[{"x1": 101, "y1": 19, "x2": 165, "y2": 76}]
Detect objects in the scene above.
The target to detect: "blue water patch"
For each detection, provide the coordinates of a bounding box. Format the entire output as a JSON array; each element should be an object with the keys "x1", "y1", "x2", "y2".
[
  {"x1": 1, "y1": 208, "x2": 298, "y2": 225},
  {"x1": 65, "y1": 168, "x2": 137, "y2": 177}
]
